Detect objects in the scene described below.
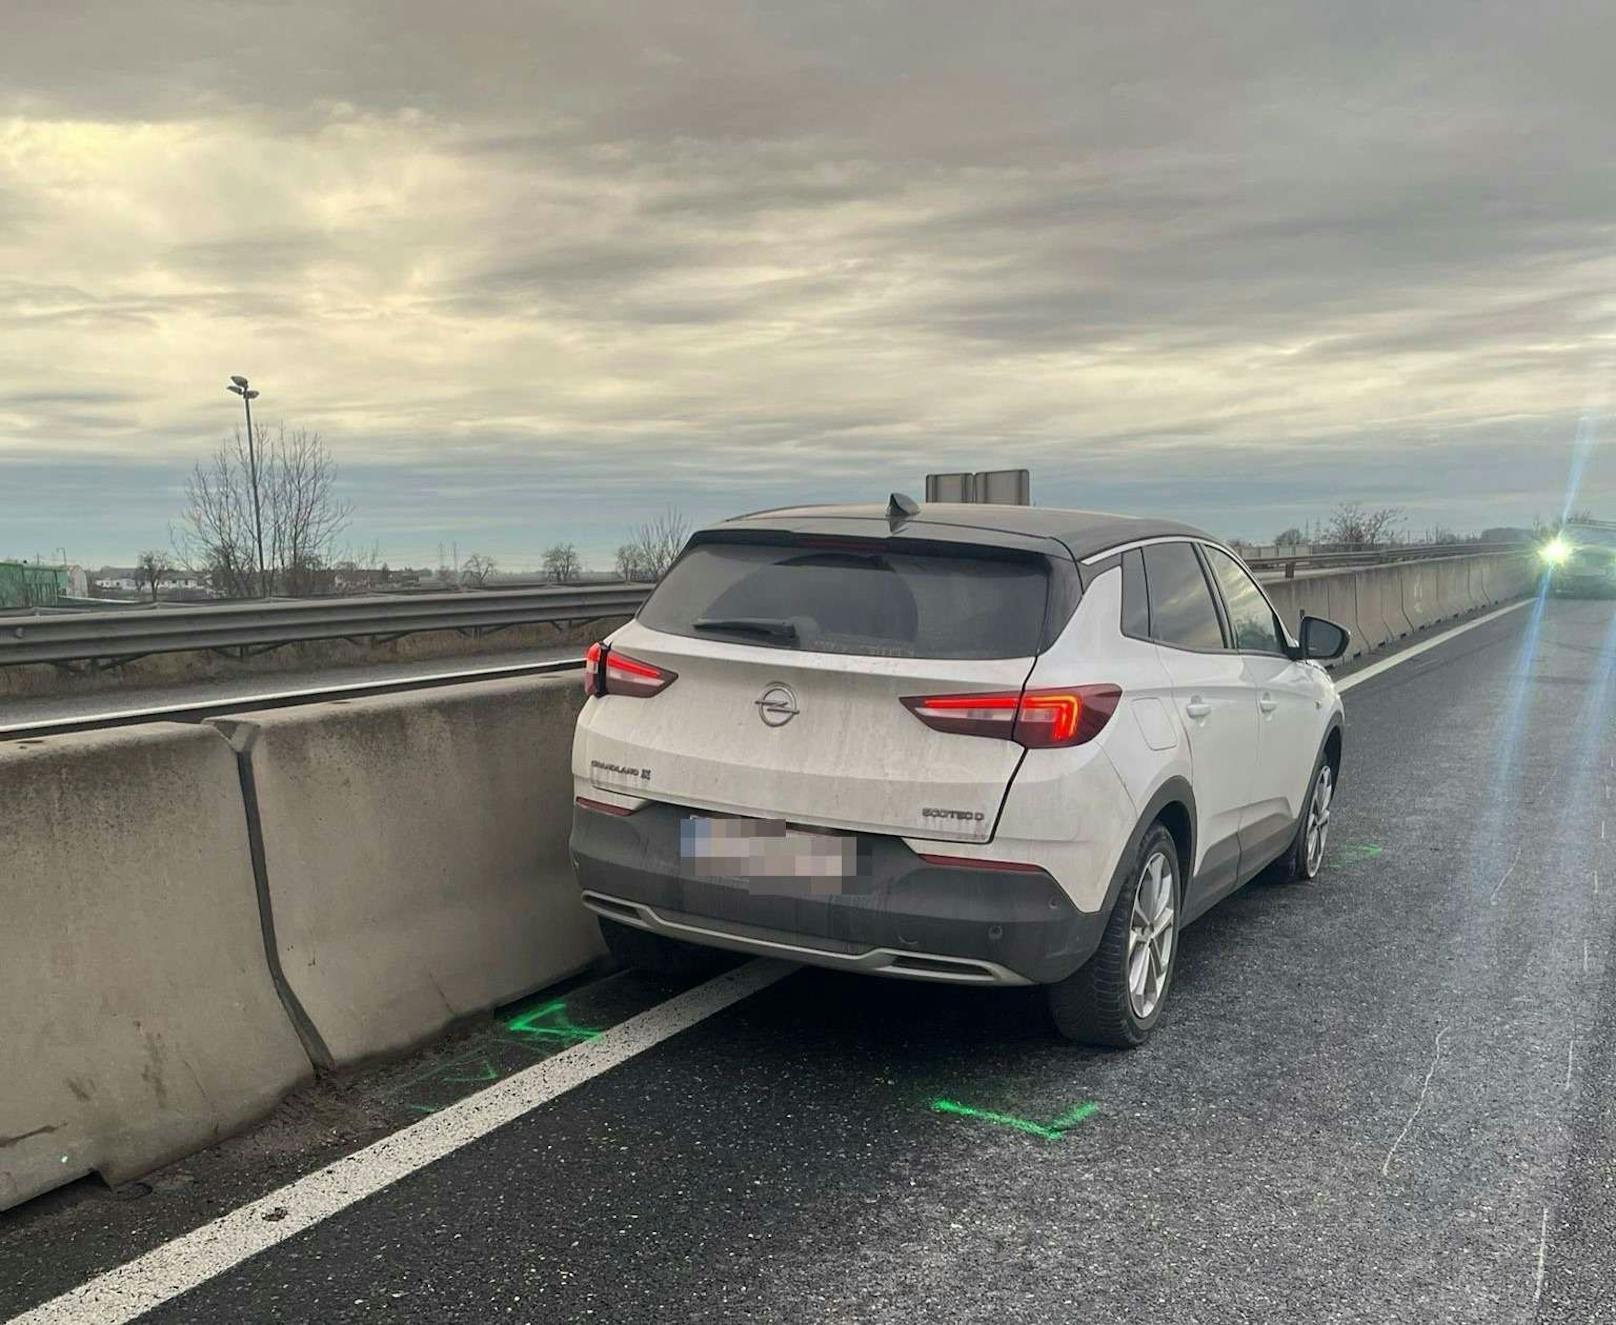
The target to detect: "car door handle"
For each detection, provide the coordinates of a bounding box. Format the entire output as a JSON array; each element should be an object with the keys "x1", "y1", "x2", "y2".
[
  {"x1": 1184, "y1": 698, "x2": 1212, "y2": 719},
  {"x1": 1258, "y1": 694, "x2": 1278, "y2": 714}
]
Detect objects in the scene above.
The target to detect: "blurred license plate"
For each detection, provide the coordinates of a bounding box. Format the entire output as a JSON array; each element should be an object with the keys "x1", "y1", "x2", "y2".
[{"x1": 680, "y1": 816, "x2": 855, "y2": 886}]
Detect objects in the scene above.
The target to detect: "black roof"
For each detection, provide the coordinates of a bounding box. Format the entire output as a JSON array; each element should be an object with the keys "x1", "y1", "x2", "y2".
[{"x1": 715, "y1": 500, "x2": 1212, "y2": 563}]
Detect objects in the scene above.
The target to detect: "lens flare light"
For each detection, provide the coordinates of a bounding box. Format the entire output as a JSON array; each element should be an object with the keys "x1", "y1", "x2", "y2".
[{"x1": 1540, "y1": 537, "x2": 1571, "y2": 566}]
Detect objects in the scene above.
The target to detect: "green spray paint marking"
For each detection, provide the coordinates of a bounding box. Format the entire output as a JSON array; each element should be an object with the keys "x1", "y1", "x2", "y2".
[
  {"x1": 930, "y1": 1097, "x2": 1099, "y2": 1141},
  {"x1": 441, "y1": 1057, "x2": 499, "y2": 1086},
  {"x1": 386, "y1": 999, "x2": 604, "y2": 1115},
  {"x1": 504, "y1": 998, "x2": 601, "y2": 1046},
  {"x1": 1332, "y1": 842, "x2": 1384, "y2": 867},
  {"x1": 1048, "y1": 1100, "x2": 1100, "y2": 1129}
]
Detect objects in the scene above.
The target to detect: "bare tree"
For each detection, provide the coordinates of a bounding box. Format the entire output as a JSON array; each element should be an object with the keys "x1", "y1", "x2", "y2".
[
  {"x1": 542, "y1": 544, "x2": 581, "y2": 584},
  {"x1": 615, "y1": 543, "x2": 649, "y2": 582},
  {"x1": 136, "y1": 550, "x2": 171, "y2": 602},
  {"x1": 1273, "y1": 527, "x2": 1305, "y2": 547},
  {"x1": 622, "y1": 508, "x2": 690, "y2": 581},
  {"x1": 460, "y1": 553, "x2": 497, "y2": 588},
  {"x1": 177, "y1": 423, "x2": 353, "y2": 596},
  {"x1": 1322, "y1": 502, "x2": 1403, "y2": 549}
]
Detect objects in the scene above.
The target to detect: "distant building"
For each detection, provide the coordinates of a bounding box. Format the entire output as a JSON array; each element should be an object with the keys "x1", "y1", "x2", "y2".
[{"x1": 91, "y1": 566, "x2": 217, "y2": 599}]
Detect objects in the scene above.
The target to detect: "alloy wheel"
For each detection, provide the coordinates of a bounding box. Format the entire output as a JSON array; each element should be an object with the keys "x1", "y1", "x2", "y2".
[
  {"x1": 1126, "y1": 849, "x2": 1176, "y2": 1020},
  {"x1": 1305, "y1": 764, "x2": 1334, "y2": 875}
]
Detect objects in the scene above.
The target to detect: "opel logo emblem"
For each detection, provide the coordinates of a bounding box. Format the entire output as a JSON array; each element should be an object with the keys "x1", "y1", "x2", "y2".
[{"x1": 755, "y1": 683, "x2": 799, "y2": 728}]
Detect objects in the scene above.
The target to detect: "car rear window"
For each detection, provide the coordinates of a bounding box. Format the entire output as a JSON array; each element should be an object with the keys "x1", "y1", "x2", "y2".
[{"x1": 638, "y1": 538, "x2": 1053, "y2": 659}]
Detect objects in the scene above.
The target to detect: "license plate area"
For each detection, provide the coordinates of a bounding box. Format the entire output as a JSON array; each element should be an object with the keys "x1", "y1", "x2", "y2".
[{"x1": 680, "y1": 815, "x2": 856, "y2": 893}]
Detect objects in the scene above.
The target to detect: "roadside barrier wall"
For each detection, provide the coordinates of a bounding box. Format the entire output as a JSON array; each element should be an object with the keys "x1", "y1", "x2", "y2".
[
  {"x1": 207, "y1": 674, "x2": 604, "y2": 1069},
  {"x1": 1257, "y1": 551, "x2": 1536, "y2": 661},
  {"x1": 0, "y1": 724, "x2": 312, "y2": 1212}
]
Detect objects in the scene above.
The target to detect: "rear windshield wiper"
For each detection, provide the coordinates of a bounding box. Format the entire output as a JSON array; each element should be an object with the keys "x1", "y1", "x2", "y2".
[{"x1": 692, "y1": 616, "x2": 799, "y2": 643}]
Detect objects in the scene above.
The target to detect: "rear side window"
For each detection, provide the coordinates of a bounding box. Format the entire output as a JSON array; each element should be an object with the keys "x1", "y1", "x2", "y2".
[
  {"x1": 639, "y1": 539, "x2": 1052, "y2": 660},
  {"x1": 1141, "y1": 542, "x2": 1225, "y2": 651},
  {"x1": 1120, "y1": 549, "x2": 1150, "y2": 639},
  {"x1": 1203, "y1": 546, "x2": 1287, "y2": 655}
]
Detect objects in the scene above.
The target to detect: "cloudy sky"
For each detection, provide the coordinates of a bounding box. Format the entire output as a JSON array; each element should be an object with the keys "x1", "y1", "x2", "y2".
[{"x1": 2, "y1": 0, "x2": 1612, "y2": 570}]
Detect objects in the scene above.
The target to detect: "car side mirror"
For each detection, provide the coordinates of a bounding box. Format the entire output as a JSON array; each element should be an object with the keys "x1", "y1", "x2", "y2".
[{"x1": 1299, "y1": 614, "x2": 1350, "y2": 662}]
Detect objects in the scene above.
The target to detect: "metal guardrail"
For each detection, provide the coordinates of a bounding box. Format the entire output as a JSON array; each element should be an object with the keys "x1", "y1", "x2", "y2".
[
  {"x1": 0, "y1": 657, "x2": 588, "y2": 740},
  {"x1": 0, "y1": 584, "x2": 650, "y2": 668},
  {"x1": 0, "y1": 545, "x2": 1534, "y2": 667},
  {"x1": 1245, "y1": 542, "x2": 1529, "y2": 580}
]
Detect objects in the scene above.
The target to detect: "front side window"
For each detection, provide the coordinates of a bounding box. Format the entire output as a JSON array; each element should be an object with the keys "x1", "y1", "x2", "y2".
[
  {"x1": 1141, "y1": 542, "x2": 1225, "y2": 651},
  {"x1": 1203, "y1": 546, "x2": 1287, "y2": 655}
]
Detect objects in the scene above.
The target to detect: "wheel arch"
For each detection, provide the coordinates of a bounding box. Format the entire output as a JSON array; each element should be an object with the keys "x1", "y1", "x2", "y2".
[
  {"x1": 1096, "y1": 776, "x2": 1197, "y2": 927},
  {"x1": 1322, "y1": 716, "x2": 1344, "y2": 776}
]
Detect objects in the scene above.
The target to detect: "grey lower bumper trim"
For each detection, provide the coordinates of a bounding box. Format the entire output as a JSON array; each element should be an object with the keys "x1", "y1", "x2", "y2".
[{"x1": 582, "y1": 891, "x2": 1031, "y2": 986}]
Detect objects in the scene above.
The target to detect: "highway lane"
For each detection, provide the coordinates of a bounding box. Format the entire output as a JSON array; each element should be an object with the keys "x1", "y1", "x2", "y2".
[{"x1": 4, "y1": 594, "x2": 1613, "y2": 1323}]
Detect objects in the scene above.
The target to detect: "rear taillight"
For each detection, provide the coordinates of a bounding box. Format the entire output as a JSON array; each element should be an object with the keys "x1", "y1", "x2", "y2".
[
  {"x1": 583, "y1": 642, "x2": 677, "y2": 699},
  {"x1": 901, "y1": 684, "x2": 1121, "y2": 749}
]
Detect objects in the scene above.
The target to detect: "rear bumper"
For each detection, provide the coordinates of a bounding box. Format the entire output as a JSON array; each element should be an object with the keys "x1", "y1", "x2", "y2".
[{"x1": 570, "y1": 801, "x2": 1105, "y2": 986}]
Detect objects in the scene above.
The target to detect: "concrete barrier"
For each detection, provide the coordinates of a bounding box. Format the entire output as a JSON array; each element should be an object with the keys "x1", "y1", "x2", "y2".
[
  {"x1": 1400, "y1": 562, "x2": 1440, "y2": 632},
  {"x1": 0, "y1": 725, "x2": 311, "y2": 1212},
  {"x1": 1257, "y1": 551, "x2": 1536, "y2": 657},
  {"x1": 1435, "y1": 559, "x2": 1468, "y2": 621},
  {"x1": 208, "y1": 674, "x2": 604, "y2": 1068},
  {"x1": 1352, "y1": 566, "x2": 1400, "y2": 648}
]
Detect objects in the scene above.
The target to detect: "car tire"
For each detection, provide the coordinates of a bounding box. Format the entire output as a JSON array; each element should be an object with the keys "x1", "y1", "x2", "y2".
[
  {"x1": 1046, "y1": 823, "x2": 1181, "y2": 1048},
  {"x1": 599, "y1": 917, "x2": 728, "y2": 979},
  {"x1": 1277, "y1": 751, "x2": 1336, "y2": 883}
]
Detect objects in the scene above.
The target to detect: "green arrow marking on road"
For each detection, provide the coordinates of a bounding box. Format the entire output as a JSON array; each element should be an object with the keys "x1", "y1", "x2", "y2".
[
  {"x1": 504, "y1": 998, "x2": 602, "y2": 1045},
  {"x1": 1331, "y1": 842, "x2": 1384, "y2": 866},
  {"x1": 930, "y1": 1097, "x2": 1099, "y2": 1140}
]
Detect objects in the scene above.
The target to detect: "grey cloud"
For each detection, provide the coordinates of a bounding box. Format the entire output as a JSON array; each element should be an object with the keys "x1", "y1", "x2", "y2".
[{"x1": 1, "y1": 0, "x2": 1612, "y2": 564}]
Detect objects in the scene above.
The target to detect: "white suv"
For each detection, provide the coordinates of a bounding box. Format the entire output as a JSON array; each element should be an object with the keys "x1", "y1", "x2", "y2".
[{"x1": 571, "y1": 498, "x2": 1347, "y2": 1045}]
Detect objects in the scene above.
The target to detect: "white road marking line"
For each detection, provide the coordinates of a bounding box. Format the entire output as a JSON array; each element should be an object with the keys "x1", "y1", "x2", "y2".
[
  {"x1": 1488, "y1": 847, "x2": 1525, "y2": 905},
  {"x1": 1382, "y1": 1025, "x2": 1448, "y2": 1178},
  {"x1": 1335, "y1": 600, "x2": 1531, "y2": 693},
  {"x1": 7, "y1": 958, "x2": 794, "y2": 1325},
  {"x1": 1565, "y1": 1038, "x2": 1575, "y2": 1090},
  {"x1": 1535, "y1": 1206, "x2": 1550, "y2": 1303}
]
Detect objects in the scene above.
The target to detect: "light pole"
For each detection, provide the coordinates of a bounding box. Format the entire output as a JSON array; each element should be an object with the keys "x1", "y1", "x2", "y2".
[{"x1": 227, "y1": 375, "x2": 268, "y2": 597}]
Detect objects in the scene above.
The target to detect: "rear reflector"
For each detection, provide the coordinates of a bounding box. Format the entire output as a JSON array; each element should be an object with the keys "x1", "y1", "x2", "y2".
[
  {"x1": 901, "y1": 684, "x2": 1120, "y2": 748},
  {"x1": 582, "y1": 642, "x2": 677, "y2": 698},
  {"x1": 917, "y1": 852, "x2": 1051, "y2": 875},
  {"x1": 576, "y1": 796, "x2": 637, "y2": 816}
]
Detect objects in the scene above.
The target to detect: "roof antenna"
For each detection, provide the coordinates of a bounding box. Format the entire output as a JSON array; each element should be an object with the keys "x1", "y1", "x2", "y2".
[{"x1": 886, "y1": 492, "x2": 920, "y2": 526}]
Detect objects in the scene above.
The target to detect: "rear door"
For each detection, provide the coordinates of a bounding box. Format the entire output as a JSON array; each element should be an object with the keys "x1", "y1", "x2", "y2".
[
  {"x1": 1200, "y1": 545, "x2": 1320, "y2": 867},
  {"x1": 1139, "y1": 540, "x2": 1259, "y2": 902},
  {"x1": 576, "y1": 534, "x2": 1061, "y2": 843}
]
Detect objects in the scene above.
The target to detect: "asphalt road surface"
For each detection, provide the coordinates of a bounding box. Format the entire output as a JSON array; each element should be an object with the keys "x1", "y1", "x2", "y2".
[{"x1": 4, "y1": 594, "x2": 1614, "y2": 1324}]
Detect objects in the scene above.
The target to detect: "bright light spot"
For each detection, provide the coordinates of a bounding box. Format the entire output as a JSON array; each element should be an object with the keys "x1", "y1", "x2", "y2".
[{"x1": 1541, "y1": 537, "x2": 1571, "y2": 565}]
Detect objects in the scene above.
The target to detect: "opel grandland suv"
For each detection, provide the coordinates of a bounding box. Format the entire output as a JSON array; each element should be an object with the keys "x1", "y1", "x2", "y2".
[{"x1": 570, "y1": 498, "x2": 1348, "y2": 1046}]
